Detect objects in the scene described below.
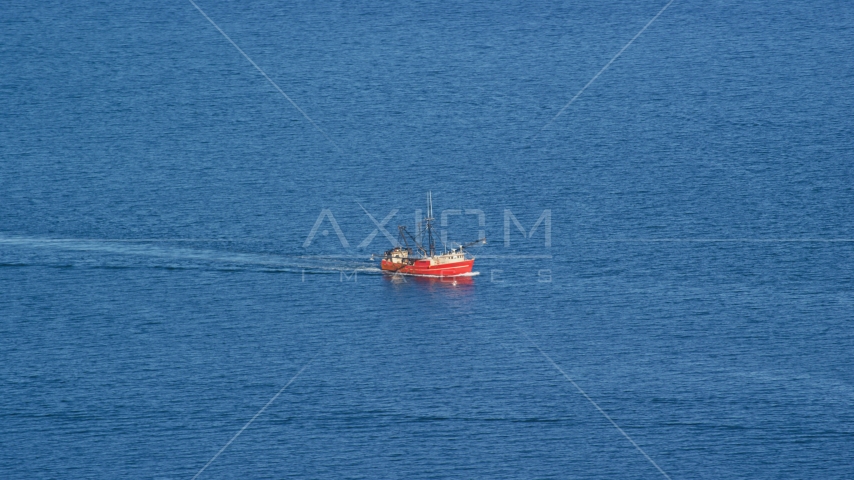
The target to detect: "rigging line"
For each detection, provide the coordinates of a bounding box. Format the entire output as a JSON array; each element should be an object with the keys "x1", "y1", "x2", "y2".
[
  {"x1": 535, "y1": 0, "x2": 676, "y2": 138},
  {"x1": 521, "y1": 330, "x2": 673, "y2": 480},
  {"x1": 187, "y1": 0, "x2": 342, "y2": 152},
  {"x1": 190, "y1": 351, "x2": 321, "y2": 480}
]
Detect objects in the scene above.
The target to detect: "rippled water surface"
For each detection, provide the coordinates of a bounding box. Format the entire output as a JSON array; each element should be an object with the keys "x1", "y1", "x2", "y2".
[{"x1": 2, "y1": 1, "x2": 853, "y2": 478}]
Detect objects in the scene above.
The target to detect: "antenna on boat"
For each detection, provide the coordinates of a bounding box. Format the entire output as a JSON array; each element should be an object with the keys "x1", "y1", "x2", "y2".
[{"x1": 426, "y1": 191, "x2": 435, "y2": 257}]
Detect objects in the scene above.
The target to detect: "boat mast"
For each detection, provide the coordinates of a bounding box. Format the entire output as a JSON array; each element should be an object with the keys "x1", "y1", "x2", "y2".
[{"x1": 426, "y1": 191, "x2": 436, "y2": 257}]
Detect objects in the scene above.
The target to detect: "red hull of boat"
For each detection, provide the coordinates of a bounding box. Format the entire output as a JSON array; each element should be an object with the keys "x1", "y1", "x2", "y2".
[{"x1": 381, "y1": 259, "x2": 474, "y2": 277}]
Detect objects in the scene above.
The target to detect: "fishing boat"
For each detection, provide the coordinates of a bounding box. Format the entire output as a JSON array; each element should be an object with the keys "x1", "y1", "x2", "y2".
[{"x1": 375, "y1": 192, "x2": 485, "y2": 277}]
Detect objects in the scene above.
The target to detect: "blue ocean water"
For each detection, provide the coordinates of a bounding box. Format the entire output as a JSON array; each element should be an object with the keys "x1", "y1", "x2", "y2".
[{"x1": 2, "y1": 0, "x2": 853, "y2": 478}]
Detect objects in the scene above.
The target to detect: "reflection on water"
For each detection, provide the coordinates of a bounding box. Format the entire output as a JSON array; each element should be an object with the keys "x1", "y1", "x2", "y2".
[{"x1": 382, "y1": 272, "x2": 477, "y2": 295}]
